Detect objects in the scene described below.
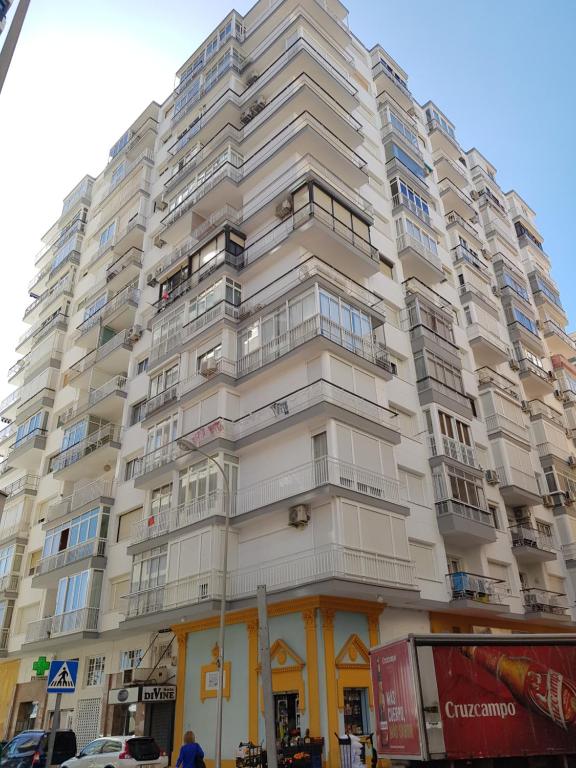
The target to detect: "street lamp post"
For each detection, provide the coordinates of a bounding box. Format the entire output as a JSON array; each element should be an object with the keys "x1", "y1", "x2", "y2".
[{"x1": 177, "y1": 437, "x2": 230, "y2": 768}]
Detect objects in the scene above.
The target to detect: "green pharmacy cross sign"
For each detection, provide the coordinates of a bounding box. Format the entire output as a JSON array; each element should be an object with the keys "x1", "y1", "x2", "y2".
[{"x1": 32, "y1": 656, "x2": 50, "y2": 677}]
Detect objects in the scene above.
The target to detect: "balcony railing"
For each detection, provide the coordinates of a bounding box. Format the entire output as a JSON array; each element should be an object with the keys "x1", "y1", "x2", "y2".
[
  {"x1": 372, "y1": 61, "x2": 412, "y2": 100},
  {"x1": 484, "y1": 413, "x2": 528, "y2": 442},
  {"x1": 125, "y1": 544, "x2": 416, "y2": 617},
  {"x1": 477, "y1": 366, "x2": 521, "y2": 400},
  {"x1": 59, "y1": 376, "x2": 128, "y2": 426},
  {"x1": 50, "y1": 424, "x2": 122, "y2": 473},
  {"x1": 447, "y1": 571, "x2": 506, "y2": 604},
  {"x1": 397, "y1": 233, "x2": 443, "y2": 273},
  {"x1": 145, "y1": 384, "x2": 179, "y2": 419},
  {"x1": 428, "y1": 435, "x2": 477, "y2": 467},
  {"x1": 293, "y1": 202, "x2": 379, "y2": 261},
  {"x1": 76, "y1": 282, "x2": 140, "y2": 335},
  {"x1": 0, "y1": 422, "x2": 17, "y2": 443},
  {"x1": 451, "y1": 244, "x2": 490, "y2": 276},
  {"x1": 496, "y1": 465, "x2": 541, "y2": 495},
  {"x1": 528, "y1": 399, "x2": 565, "y2": 429},
  {"x1": 106, "y1": 247, "x2": 143, "y2": 281},
  {"x1": 436, "y1": 499, "x2": 495, "y2": 528},
  {"x1": 510, "y1": 525, "x2": 556, "y2": 554},
  {"x1": 46, "y1": 479, "x2": 115, "y2": 523},
  {"x1": 543, "y1": 318, "x2": 576, "y2": 352},
  {"x1": 10, "y1": 427, "x2": 47, "y2": 452},
  {"x1": 0, "y1": 389, "x2": 20, "y2": 414},
  {"x1": 518, "y1": 358, "x2": 553, "y2": 381},
  {"x1": 392, "y1": 193, "x2": 432, "y2": 228},
  {"x1": 70, "y1": 330, "x2": 132, "y2": 377},
  {"x1": 522, "y1": 588, "x2": 567, "y2": 616},
  {"x1": 36, "y1": 539, "x2": 106, "y2": 577},
  {"x1": 0, "y1": 573, "x2": 20, "y2": 593},
  {"x1": 427, "y1": 118, "x2": 460, "y2": 149},
  {"x1": 446, "y1": 211, "x2": 480, "y2": 240},
  {"x1": 26, "y1": 607, "x2": 99, "y2": 641},
  {"x1": 1, "y1": 474, "x2": 40, "y2": 497}
]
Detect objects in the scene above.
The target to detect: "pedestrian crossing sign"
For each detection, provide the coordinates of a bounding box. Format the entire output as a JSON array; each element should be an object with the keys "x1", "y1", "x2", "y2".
[{"x1": 47, "y1": 660, "x2": 78, "y2": 693}]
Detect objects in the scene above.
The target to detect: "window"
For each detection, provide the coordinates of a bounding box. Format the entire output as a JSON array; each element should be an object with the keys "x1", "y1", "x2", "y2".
[
  {"x1": 534, "y1": 276, "x2": 562, "y2": 308},
  {"x1": 125, "y1": 458, "x2": 139, "y2": 481},
  {"x1": 409, "y1": 541, "x2": 437, "y2": 580},
  {"x1": 179, "y1": 458, "x2": 237, "y2": 506},
  {"x1": 99, "y1": 222, "x2": 116, "y2": 248},
  {"x1": 292, "y1": 184, "x2": 372, "y2": 244},
  {"x1": 42, "y1": 507, "x2": 106, "y2": 558},
  {"x1": 146, "y1": 415, "x2": 178, "y2": 455},
  {"x1": 396, "y1": 216, "x2": 438, "y2": 254},
  {"x1": 188, "y1": 278, "x2": 241, "y2": 320},
  {"x1": 130, "y1": 401, "x2": 146, "y2": 426},
  {"x1": 536, "y1": 519, "x2": 553, "y2": 538},
  {"x1": 512, "y1": 307, "x2": 539, "y2": 335},
  {"x1": 197, "y1": 344, "x2": 222, "y2": 372},
  {"x1": 61, "y1": 420, "x2": 87, "y2": 451},
  {"x1": 28, "y1": 550, "x2": 41, "y2": 576},
  {"x1": 379, "y1": 256, "x2": 394, "y2": 279},
  {"x1": 83, "y1": 293, "x2": 107, "y2": 321},
  {"x1": 149, "y1": 364, "x2": 179, "y2": 399},
  {"x1": 85, "y1": 656, "x2": 105, "y2": 687},
  {"x1": 15, "y1": 412, "x2": 44, "y2": 446},
  {"x1": 389, "y1": 143, "x2": 426, "y2": 179},
  {"x1": 0, "y1": 543, "x2": 21, "y2": 577},
  {"x1": 110, "y1": 578, "x2": 130, "y2": 610},
  {"x1": 117, "y1": 509, "x2": 142, "y2": 542},
  {"x1": 151, "y1": 484, "x2": 172, "y2": 519},
  {"x1": 110, "y1": 130, "x2": 131, "y2": 160},
  {"x1": 414, "y1": 350, "x2": 464, "y2": 393},
  {"x1": 120, "y1": 649, "x2": 143, "y2": 671},
  {"x1": 489, "y1": 504, "x2": 501, "y2": 530},
  {"x1": 390, "y1": 179, "x2": 430, "y2": 219},
  {"x1": 388, "y1": 111, "x2": 418, "y2": 148},
  {"x1": 110, "y1": 163, "x2": 126, "y2": 189},
  {"x1": 130, "y1": 546, "x2": 167, "y2": 595},
  {"x1": 137, "y1": 358, "x2": 149, "y2": 374},
  {"x1": 55, "y1": 570, "x2": 92, "y2": 615},
  {"x1": 502, "y1": 271, "x2": 530, "y2": 301}
]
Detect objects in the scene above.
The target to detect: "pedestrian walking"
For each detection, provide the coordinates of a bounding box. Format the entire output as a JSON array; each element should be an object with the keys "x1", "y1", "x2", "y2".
[{"x1": 176, "y1": 732, "x2": 205, "y2": 768}]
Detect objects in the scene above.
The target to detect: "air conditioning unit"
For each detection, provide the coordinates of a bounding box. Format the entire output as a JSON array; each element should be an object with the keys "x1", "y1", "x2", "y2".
[
  {"x1": 156, "y1": 199, "x2": 168, "y2": 212},
  {"x1": 147, "y1": 273, "x2": 158, "y2": 287},
  {"x1": 275, "y1": 198, "x2": 293, "y2": 219},
  {"x1": 246, "y1": 72, "x2": 259, "y2": 87},
  {"x1": 542, "y1": 494, "x2": 555, "y2": 508},
  {"x1": 508, "y1": 358, "x2": 520, "y2": 371},
  {"x1": 128, "y1": 325, "x2": 143, "y2": 342},
  {"x1": 240, "y1": 111, "x2": 253, "y2": 125},
  {"x1": 132, "y1": 667, "x2": 159, "y2": 683},
  {"x1": 288, "y1": 504, "x2": 311, "y2": 528},
  {"x1": 470, "y1": 190, "x2": 479, "y2": 200},
  {"x1": 491, "y1": 285, "x2": 500, "y2": 296},
  {"x1": 200, "y1": 359, "x2": 218, "y2": 377},
  {"x1": 568, "y1": 455, "x2": 576, "y2": 467},
  {"x1": 554, "y1": 389, "x2": 563, "y2": 400},
  {"x1": 521, "y1": 400, "x2": 530, "y2": 412},
  {"x1": 249, "y1": 98, "x2": 266, "y2": 116},
  {"x1": 485, "y1": 469, "x2": 499, "y2": 485}
]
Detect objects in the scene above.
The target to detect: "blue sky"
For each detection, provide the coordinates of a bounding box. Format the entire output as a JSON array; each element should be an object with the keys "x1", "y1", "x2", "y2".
[{"x1": 0, "y1": 0, "x2": 574, "y2": 397}]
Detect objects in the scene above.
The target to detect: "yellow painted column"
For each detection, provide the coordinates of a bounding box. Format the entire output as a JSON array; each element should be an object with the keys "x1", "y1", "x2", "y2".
[
  {"x1": 367, "y1": 613, "x2": 380, "y2": 648},
  {"x1": 302, "y1": 609, "x2": 321, "y2": 737},
  {"x1": 247, "y1": 619, "x2": 259, "y2": 744},
  {"x1": 172, "y1": 631, "x2": 188, "y2": 765},
  {"x1": 322, "y1": 608, "x2": 339, "y2": 768}
]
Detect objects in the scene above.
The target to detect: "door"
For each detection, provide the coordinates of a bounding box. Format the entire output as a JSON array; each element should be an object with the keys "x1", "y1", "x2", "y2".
[
  {"x1": 343, "y1": 688, "x2": 369, "y2": 735},
  {"x1": 144, "y1": 702, "x2": 175, "y2": 756},
  {"x1": 274, "y1": 693, "x2": 299, "y2": 740}
]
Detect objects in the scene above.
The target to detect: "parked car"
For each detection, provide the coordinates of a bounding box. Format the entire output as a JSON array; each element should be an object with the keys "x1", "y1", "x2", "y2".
[
  {"x1": 61, "y1": 737, "x2": 167, "y2": 768},
  {"x1": 1, "y1": 730, "x2": 77, "y2": 768}
]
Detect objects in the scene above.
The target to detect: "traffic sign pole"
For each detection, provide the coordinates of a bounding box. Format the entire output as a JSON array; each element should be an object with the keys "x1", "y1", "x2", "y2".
[{"x1": 46, "y1": 693, "x2": 61, "y2": 768}]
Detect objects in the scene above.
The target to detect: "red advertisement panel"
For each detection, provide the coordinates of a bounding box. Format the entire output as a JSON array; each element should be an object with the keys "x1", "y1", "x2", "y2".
[
  {"x1": 433, "y1": 644, "x2": 576, "y2": 758},
  {"x1": 370, "y1": 640, "x2": 423, "y2": 759}
]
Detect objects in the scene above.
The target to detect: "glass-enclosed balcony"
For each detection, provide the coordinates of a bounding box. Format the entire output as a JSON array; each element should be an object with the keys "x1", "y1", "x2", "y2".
[{"x1": 49, "y1": 423, "x2": 122, "y2": 481}]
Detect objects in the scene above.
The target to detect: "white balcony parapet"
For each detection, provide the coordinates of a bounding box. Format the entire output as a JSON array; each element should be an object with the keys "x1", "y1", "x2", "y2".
[
  {"x1": 436, "y1": 499, "x2": 494, "y2": 528},
  {"x1": 510, "y1": 525, "x2": 556, "y2": 554},
  {"x1": 46, "y1": 479, "x2": 115, "y2": 523},
  {"x1": 25, "y1": 615, "x2": 53, "y2": 643},
  {"x1": 428, "y1": 434, "x2": 477, "y2": 468},
  {"x1": 36, "y1": 538, "x2": 106, "y2": 576},
  {"x1": 484, "y1": 413, "x2": 528, "y2": 443},
  {"x1": 496, "y1": 465, "x2": 541, "y2": 496},
  {"x1": 1, "y1": 474, "x2": 40, "y2": 497},
  {"x1": 59, "y1": 376, "x2": 128, "y2": 426},
  {"x1": 0, "y1": 573, "x2": 19, "y2": 593},
  {"x1": 77, "y1": 282, "x2": 140, "y2": 335},
  {"x1": 125, "y1": 544, "x2": 416, "y2": 617},
  {"x1": 70, "y1": 330, "x2": 132, "y2": 377},
  {"x1": 51, "y1": 606, "x2": 99, "y2": 636},
  {"x1": 397, "y1": 233, "x2": 443, "y2": 273}
]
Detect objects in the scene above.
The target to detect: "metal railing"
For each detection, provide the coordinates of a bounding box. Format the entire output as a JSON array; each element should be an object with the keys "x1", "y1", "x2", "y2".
[
  {"x1": 447, "y1": 571, "x2": 506, "y2": 604},
  {"x1": 0, "y1": 389, "x2": 20, "y2": 414},
  {"x1": 25, "y1": 615, "x2": 53, "y2": 643},
  {"x1": 397, "y1": 233, "x2": 442, "y2": 273},
  {"x1": 145, "y1": 385, "x2": 179, "y2": 419},
  {"x1": 510, "y1": 525, "x2": 556, "y2": 554},
  {"x1": 293, "y1": 203, "x2": 378, "y2": 260},
  {"x1": 436, "y1": 499, "x2": 495, "y2": 528},
  {"x1": 528, "y1": 399, "x2": 565, "y2": 429},
  {"x1": 484, "y1": 413, "x2": 529, "y2": 442},
  {"x1": 392, "y1": 193, "x2": 432, "y2": 228},
  {"x1": 36, "y1": 539, "x2": 107, "y2": 576},
  {"x1": 125, "y1": 544, "x2": 416, "y2": 617},
  {"x1": 106, "y1": 247, "x2": 143, "y2": 282},
  {"x1": 59, "y1": 376, "x2": 128, "y2": 426},
  {"x1": 518, "y1": 358, "x2": 553, "y2": 381},
  {"x1": 477, "y1": 366, "x2": 521, "y2": 399},
  {"x1": 427, "y1": 118, "x2": 460, "y2": 149},
  {"x1": 451, "y1": 244, "x2": 490, "y2": 275},
  {"x1": 522, "y1": 588, "x2": 567, "y2": 615},
  {"x1": 0, "y1": 573, "x2": 20, "y2": 593},
  {"x1": 446, "y1": 210, "x2": 479, "y2": 239},
  {"x1": 542, "y1": 318, "x2": 576, "y2": 351},
  {"x1": 10, "y1": 427, "x2": 47, "y2": 452},
  {"x1": 50, "y1": 424, "x2": 122, "y2": 473},
  {"x1": 416, "y1": 377, "x2": 471, "y2": 410},
  {"x1": 51, "y1": 606, "x2": 99, "y2": 636},
  {"x1": 439, "y1": 178, "x2": 476, "y2": 211},
  {"x1": 77, "y1": 283, "x2": 140, "y2": 335},
  {"x1": 428, "y1": 435, "x2": 477, "y2": 467},
  {"x1": 46, "y1": 479, "x2": 115, "y2": 523},
  {"x1": 70, "y1": 330, "x2": 132, "y2": 376},
  {"x1": 1, "y1": 474, "x2": 40, "y2": 497},
  {"x1": 372, "y1": 61, "x2": 412, "y2": 100}
]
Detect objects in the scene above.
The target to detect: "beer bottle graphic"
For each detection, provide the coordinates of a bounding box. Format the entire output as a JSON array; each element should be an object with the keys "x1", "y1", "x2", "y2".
[
  {"x1": 461, "y1": 646, "x2": 576, "y2": 729},
  {"x1": 376, "y1": 657, "x2": 390, "y2": 747}
]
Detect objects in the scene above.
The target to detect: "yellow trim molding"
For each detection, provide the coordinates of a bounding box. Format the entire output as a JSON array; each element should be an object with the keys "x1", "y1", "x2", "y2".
[{"x1": 303, "y1": 609, "x2": 321, "y2": 737}]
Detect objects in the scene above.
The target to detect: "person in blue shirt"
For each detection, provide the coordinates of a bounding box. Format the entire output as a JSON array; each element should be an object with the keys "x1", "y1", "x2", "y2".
[{"x1": 176, "y1": 731, "x2": 204, "y2": 768}]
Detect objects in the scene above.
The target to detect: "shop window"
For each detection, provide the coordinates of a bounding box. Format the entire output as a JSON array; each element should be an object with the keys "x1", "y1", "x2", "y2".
[{"x1": 343, "y1": 688, "x2": 369, "y2": 735}]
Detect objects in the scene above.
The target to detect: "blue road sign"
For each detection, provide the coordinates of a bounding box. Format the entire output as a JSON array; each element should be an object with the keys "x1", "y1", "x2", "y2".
[{"x1": 47, "y1": 660, "x2": 78, "y2": 694}]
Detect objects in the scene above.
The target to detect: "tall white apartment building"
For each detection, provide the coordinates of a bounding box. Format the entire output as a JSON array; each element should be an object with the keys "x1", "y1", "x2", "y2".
[{"x1": 1, "y1": 0, "x2": 575, "y2": 763}]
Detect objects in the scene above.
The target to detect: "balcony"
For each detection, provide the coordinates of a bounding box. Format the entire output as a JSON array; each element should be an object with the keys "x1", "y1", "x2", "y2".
[
  {"x1": 125, "y1": 543, "x2": 417, "y2": 619},
  {"x1": 439, "y1": 178, "x2": 476, "y2": 221},
  {"x1": 417, "y1": 377, "x2": 473, "y2": 419},
  {"x1": 33, "y1": 539, "x2": 107, "y2": 585},
  {"x1": 496, "y1": 464, "x2": 542, "y2": 506},
  {"x1": 0, "y1": 509, "x2": 32, "y2": 544},
  {"x1": 428, "y1": 434, "x2": 477, "y2": 469},
  {"x1": 24, "y1": 607, "x2": 99, "y2": 645},
  {"x1": 426, "y1": 118, "x2": 461, "y2": 157},
  {"x1": 396, "y1": 233, "x2": 444, "y2": 284},
  {"x1": 23, "y1": 275, "x2": 74, "y2": 323},
  {"x1": 510, "y1": 524, "x2": 557, "y2": 563},
  {"x1": 434, "y1": 154, "x2": 468, "y2": 189},
  {"x1": 69, "y1": 329, "x2": 134, "y2": 383},
  {"x1": 105, "y1": 247, "x2": 143, "y2": 293},
  {"x1": 0, "y1": 421, "x2": 17, "y2": 450},
  {"x1": 1, "y1": 473, "x2": 40, "y2": 499},
  {"x1": 0, "y1": 390, "x2": 20, "y2": 419},
  {"x1": 445, "y1": 210, "x2": 483, "y2": 248},
  {"x1": 484, "y1": 217, "x2": 517, "y2": 252},
  {"x1": 477, "y1": 366, "x2": 521, "y2": 401},
  {"x1": 392, "y1": 193, "x2": 434, "y2": 230},
  {"x1": 49, "y1": 424, "x2": 122, "y2": 481},
  {"x1": 372, "y1": 61, "x2": 413, "y2": 111},
  {"x1": 522, "y1": 588, "x2": 569, "y2": 622},
  {"x1": 446, "y1": 571, "x2": 508, "y2": 612},
  {"x1": 0, "y1": 627, "x2": 8, "y2": 656},
  {"x1": 542, "y1": 318, "x2": 576, "y2": 358},
  {"x1": 0, "y1": 573, "x2": 19, "y2": 596},
  {"x1": 76, "y1": 282, "x2": 140, "y2": 348},
  {"x1": 528, "y1": 399, "x2": 565, "y2": 431},
  {"x1": 58, "y1": 376, "x2": 128, "y2": 427},
  {"x1": 465, "y1": 318, "x2": 509, "y2": 366},
  {"x1": 17, "y1": 312, "x2": 68, "y2": 355},
  {"x1": 484, "y1": 412, "x2": 530, "y2": 444},
  {"x1": 517, "y1": 358, "x2": 555, "y2": 398},
  {"x1": 9, "y1": 428, "x2": 48, "y2": 471},
  {"x1": 452, "y1": 244, "x2": 491, "y2": 281},
  {"x1": 46, "y1": 479, "x2": 115, "y2": 525},
  {"x1": 436, "y1": 500, "x2": 497, "y2": 545}
]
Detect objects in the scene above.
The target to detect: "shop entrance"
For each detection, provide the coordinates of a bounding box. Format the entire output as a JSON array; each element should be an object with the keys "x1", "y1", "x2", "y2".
[
  {"x1": 274, "y1": 692, "x2": 299, "y2": 740},
  {"x1": 111, "y1": 703, "x2": 137, "y2": 736},
  {"x1": 343, "y1": 688, "x2": 369, "y2": 735},
  {"x1": 144, "y1": 701, "x2": 175, "y2": 756}
]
